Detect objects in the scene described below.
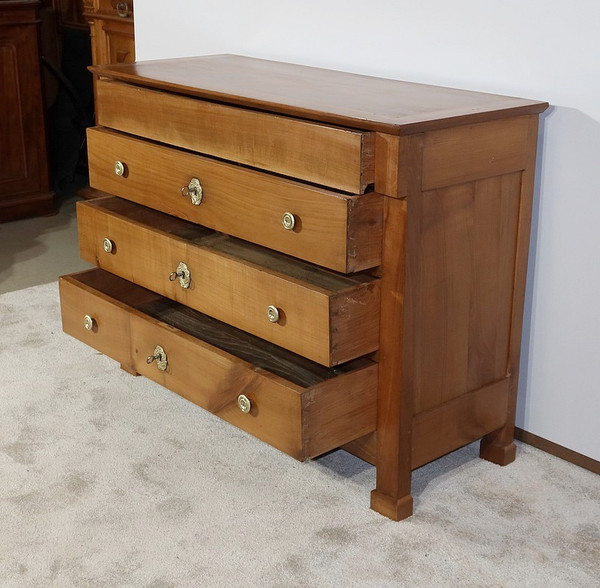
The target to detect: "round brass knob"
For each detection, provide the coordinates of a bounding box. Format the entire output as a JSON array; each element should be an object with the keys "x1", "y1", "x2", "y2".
[
  {"x1": 114, "y1": 161, "x2": 126, "y2": 176},
  {"x1": 237, "y1": 394, "x2": 251, "y2": 414},
  {"x1": 266, "y1": 305, "x2": 280, "y2": 323},
  {"x1": 282, "y1": 212, "x2": 296, "y2": 231},
  {"x1": 116, "y1": 2, "x2": 129, "y2": 17},
  {"x1": 103, "y1": 238, "x2": 114, "y2": 253},
  {"x1": 83, "y1": 315, "x2": 95, "y2": 331}
]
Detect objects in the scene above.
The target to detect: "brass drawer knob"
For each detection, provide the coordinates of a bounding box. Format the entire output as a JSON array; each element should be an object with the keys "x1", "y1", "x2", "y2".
[
  {"x1": 181, "y1": 177, "x2": 203, "y2": 205},
  {"x1": 169, "y1": 261, "x2": 191, "y2": 289},
  {"x1": 281, "y1": 212, "x2": 296, "y2": 231},
  {"x1": 103, "y1": 238, "x2": 114, "y2": 253},
  {"x1": 83, "y1": 315, "x2": 95, "y2": 331},
  {"x1": 116, "y1": 2, "x2": 129, "y2": 17},
  {"x1": 266, "y1": 305, "x2": 280, "y2": 323},
  {"x1": 114, "y1": 161, "x2": 126, "y2": 176},
  {"x1": 237, "y1": 394, "x2": 251, "y2": 413},
  {"x1": 146, "y1": 345, "x2": 168, "y2": 371}
]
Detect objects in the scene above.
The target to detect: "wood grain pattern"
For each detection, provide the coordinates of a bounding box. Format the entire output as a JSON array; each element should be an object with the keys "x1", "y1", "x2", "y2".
[
  {"x1": 370, "y1": 179, "x2": 414, "y2": 521},
  {"x1": 138, "y1": 299, "x2": 370, "y2": 389},
  {"x1": 303, "y1": 364, "x2": 378, "y2": 458},
  {"x1": 59, "y1": 268, "x2": 378, "y2": 461},
  {"x1": 70, "y1": 56, "x2": 548, "y2": 520},
  {"x1": 87, "y1": 127, "x2": 382, "y2": 272},
  {"x1": 0, "y1": 1, "x2": 54, "y2": 221},
  {"x1": 342, "y1": 431, "x2": 377, "y2": 465},
  {"x1": 411, "y1": 379, "x2": 510, "y2": 469},
  {"x1": 84, "y1": 0, "x2": 134, "y2": 65},
  {"x1": 95, "y1": 79, "x2": 374, "y2": 194},
  {"x1": 374, "y1": 133, "x2": 409, "y2": 199},
  {"x1": 422, "y1": 116, "x2": 532, "y2": 190},
  {"x1": 411, "y1": 172, "x2": 522, "y2": 414},
  {"x1": 90, "y1": 54, "x2": 548, "y2": 135},
  {"x1": 76, "y1": 197, "x2": 380, "y2": 366},
  {"x1": 481, "y1": 115, "x2": 540, "y2": 465},
  {"x1": 59, "y1": 271, "x2": 157, "y2": 373}
]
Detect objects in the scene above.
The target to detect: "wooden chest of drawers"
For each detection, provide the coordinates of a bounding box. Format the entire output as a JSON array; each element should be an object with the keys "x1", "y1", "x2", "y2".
[
  {"x1": 83, "y1": 0, "x2": 134, "y2": 66},
  {"x1": 59, "y1": 55, "x2": 547, "y2": 520}
]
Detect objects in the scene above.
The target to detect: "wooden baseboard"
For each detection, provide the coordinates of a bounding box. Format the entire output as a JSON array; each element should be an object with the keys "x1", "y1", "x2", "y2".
[{"x1": 515, "y1": 427, "x2": 599, "y2": 475}]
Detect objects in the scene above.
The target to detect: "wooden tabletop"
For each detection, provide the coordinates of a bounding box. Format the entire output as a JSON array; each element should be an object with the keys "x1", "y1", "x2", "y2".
[{"x1": 91, "y1": 54, "x2": 548, "y2": 134}]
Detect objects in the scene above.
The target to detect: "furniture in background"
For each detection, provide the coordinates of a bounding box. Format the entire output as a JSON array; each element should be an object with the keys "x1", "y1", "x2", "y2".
[
  {"x1": 59, "y1": 55, "x2": 547, "y2": 520},
  {"x1": 83, "y1": 0, "x2": 134, "y2": 67},
  {"x1": 0, "y1": 0, "x2": 55, "y2": 222},
  {"x1": 79, "y1": 0, "x2": 133, "y2": 200}
]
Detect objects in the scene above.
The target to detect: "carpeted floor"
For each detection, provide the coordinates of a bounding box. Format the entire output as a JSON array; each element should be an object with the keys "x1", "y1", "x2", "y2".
[{"x1": 1, "y1": 282, "x2": 599, "y2": 587}]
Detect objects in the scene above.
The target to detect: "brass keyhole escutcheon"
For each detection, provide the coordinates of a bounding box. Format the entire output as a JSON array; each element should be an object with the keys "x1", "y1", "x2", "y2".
[
  {"x1": 237, "y1": 394, "x2": 251, "y2": 414},
  {"x1": 168, "y1": 261, "x2": 191, "y2": 289},
  {"x1": 146, "y1": 345, "x2": 168, "y2": 371},
  {"x1": 281, "y1": 212, "x2": 296, "y2": 231},
  {"x1": 181, "y1": 177, "x2": 203, "y2": 206}
]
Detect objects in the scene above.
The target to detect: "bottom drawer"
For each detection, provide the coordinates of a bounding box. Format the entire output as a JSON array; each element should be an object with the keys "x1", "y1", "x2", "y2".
[{"x1": 59, "y1": 269, "x2": 377, "y2": 460}]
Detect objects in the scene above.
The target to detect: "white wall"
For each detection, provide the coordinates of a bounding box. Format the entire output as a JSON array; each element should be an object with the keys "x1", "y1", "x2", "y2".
[{"x1": 135, "y1": 1, "x2": 600, "y2": 461}]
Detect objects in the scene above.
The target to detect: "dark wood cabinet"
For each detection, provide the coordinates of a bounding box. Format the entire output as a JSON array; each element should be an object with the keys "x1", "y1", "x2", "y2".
[{"x1": 0, "y1": 0, "x2": 55, "y2": 221}]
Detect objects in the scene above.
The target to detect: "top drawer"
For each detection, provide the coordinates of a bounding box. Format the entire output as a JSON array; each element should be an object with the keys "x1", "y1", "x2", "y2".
[{"x1": 95, "y1": 79, "x2": 374, "y2": 194}]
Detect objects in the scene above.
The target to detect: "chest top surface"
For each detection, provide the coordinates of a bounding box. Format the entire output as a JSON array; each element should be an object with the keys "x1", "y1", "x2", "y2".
[{"x1": 91, "y1": 54, "x2": 547, "y2": 135}]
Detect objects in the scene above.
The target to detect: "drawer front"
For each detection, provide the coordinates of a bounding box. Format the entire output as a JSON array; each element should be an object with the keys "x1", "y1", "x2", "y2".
[
  {"x1": 77, "y1": 198, "x2": 380, "y2": 366},
  {"x1": 88, "y1": 127, "x2": 382, "y2": 273},
  {"x1": 96, "y1": 79, "x2": 374, "y2": 194},
  {"x1": 59, "y1": 273, "x2": 133, "y2": 367},
  {"x1": 58, "y1": 269, "x2": 378, "y2": 460}
]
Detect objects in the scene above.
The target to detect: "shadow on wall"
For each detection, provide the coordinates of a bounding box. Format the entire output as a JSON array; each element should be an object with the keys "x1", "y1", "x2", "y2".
[{"x1": 516, "y1": 104, "x2": 600, "y2": 456}]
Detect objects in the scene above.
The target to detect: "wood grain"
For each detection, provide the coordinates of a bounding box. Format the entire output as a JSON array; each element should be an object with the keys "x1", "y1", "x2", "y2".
[
  {"x1": 422, "y1": 116, "x2": 532, "y2": 190},
  {"x1": 303, "y1": 364, "x2": 378, "y2": 458},
  {"x1": 90, "y1": 54, "x2": 548, "y2": 135},
  {"x1": 370, "y1": 174, "x2": 414, "y2": 521},
  {"x1": 59, "y1": 271, "x2": 157, "y2": 373},
  {"x1": 95, "y1": 79, "x2": 374, "y2": 194},
  {"x1": 138, "y1": 298, "x2": 371, "y2": 389},
  {"x1": 76, "y1": 197, "x2": 380, "y2": 366},
  {"x1": 59, "y1": 268, "x2": 378, "y2": 461},
  {"x1": 481, "y1": 115, "x2": 541, "y2": 465},
  {"x1": 0, "y1": 1, "x2": 55, "y2": 221},
  {"x1": 410, "y1": 172, "x2": 522, "y2": 414},
  {"x1": 87, "y1": 127, "x2": 382, "y2": 272},
  {"x1": 411, "y1": 379, "x2": 510, "y2": 469}
]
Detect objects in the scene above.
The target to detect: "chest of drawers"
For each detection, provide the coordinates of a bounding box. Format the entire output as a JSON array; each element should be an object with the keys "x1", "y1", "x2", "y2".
[{"x1": 59, "y1": 55, "x2": 547, "y2": 520}]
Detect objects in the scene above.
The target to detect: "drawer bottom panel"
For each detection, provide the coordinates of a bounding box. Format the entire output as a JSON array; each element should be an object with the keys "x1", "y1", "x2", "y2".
[{"x1": 59, "y1": 269, "x2": 377, "y2": 460}]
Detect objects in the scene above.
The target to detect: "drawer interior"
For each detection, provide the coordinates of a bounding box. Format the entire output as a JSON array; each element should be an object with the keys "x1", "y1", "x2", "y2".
[{"x1": 67, "y1": 269, "x2": 372, "y2": 388}]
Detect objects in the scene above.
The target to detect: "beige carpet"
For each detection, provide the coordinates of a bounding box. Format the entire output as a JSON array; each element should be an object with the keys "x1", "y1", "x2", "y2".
[{"x1": 1, "y1": 282, "x2": 599, "y2": 587}]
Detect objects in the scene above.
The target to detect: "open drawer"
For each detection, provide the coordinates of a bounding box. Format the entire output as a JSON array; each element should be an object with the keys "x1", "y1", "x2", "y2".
[
  {"x1": 59, "y1": 269, "x2": 378, "y2": 460},
  {"x1": 77, "y1": 196, "x2": 380, "y2": 367}
]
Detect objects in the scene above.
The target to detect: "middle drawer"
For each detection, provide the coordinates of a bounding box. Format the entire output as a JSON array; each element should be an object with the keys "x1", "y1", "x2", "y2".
[{"x1": 77, "y1": 197, "x2": 380, "y2": 367}]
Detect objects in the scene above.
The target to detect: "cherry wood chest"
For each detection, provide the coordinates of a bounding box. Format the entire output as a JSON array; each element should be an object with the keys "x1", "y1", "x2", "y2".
[{"x1": 59, "y1": 55, "x2": 547, "y2": 520}]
